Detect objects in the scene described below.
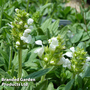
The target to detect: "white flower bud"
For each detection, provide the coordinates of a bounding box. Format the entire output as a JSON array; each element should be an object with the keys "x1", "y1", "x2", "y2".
[
  {"x1": 15, "y1": 8, "x2": 19, "y2": 12},
  {"x1": 27, "y1": 18, "x2": 34, "y2": 25},
  {"x1": 35, "y1": 40, "x2": 42, "y2": 46},
  {"x1": 16, "y1": 41, "x2": 20, "y2": 45}
]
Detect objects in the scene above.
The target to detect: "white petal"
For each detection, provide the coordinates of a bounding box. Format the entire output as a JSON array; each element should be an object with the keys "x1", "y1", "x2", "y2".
[
  {"x1": 86, "y1": 57, "x2": 90, "y2": 62},
  {"x1": 19, "y1": 21, "x2": 23, "y2": 24},
  {"x1": 57, "y1": 57, "x2": 66, "y2": 65},
  {"x1": 24, "y1": 25, "x2": 28, "y2": 28},
  {"x1": 63, "y1": 52, "x2": 73, "y2": 58},
  {"x1": 35, "y1": 40, "x2": 42, "y2": 46},
  {"x1": 20, "y1": 36, "x2": 26, "y2": 41},
  {"x1": 34, "y1": 47, "x2": 44, "y2": 58},
  {"x1": 70, "y1": 47, "x2": 75, "y2": 52},
  {"x1": 49, "y1": 44, "x2": 56, "y2": 51},
  {"x1": 16, "y1": 41, "x2": 20, "y2": 45},
  {"x1": 24, "y1": 29, "x2": 31, "y2": 34},
  {"x1": 25, "y1": 35, "x2": 32, "y2": 43},
  {"x1": 15, "y1": 8, "x2": 19, "y2": 12},
  {"x1": 50, "y1": 61, "x2": 54, "y2": 64},
  {"x1": 27, "y1": 18, "x2": 33, "y2": 25}
]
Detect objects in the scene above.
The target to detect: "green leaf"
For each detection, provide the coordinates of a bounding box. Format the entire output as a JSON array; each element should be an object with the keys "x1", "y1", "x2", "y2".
[
  {"x1": 63, "y1": 79, "x2": 74, "y2": 90},
  {"x1": 0, "y1": 57, "x2": 5, "y2": 66},
  {"x1": 25, "y1": 68, "x2": 50, "y2": 79},
  {"x1": 0, "y1": 68, "x2": 12, "y2": 78},
  {"x1": 40, "y1": 3, "x2": 51, "y2": 14},
  {"x1": 35, "y1": 80, "x2": 48, "y2": 90},
  {"x1": 35, "y1": 35, "x2": 47, "y2": 40},
  {"x1": 83, "y1": 66, "x2": 90, "y2": 78},
  {"x1": 3, "y1": 12, "x2": 13, "y2": 21},
  {"x1": 47, "y1": 82, "x2": 55, "y2": 90},
  {"x1": 71, "y1": 30, "x2": 83, "y2": 43},
  {"x1": 41, "y1": 18, "x2": 52, "y2": 32},
  {"x1": 0, "y1": 49, "x2": 9, "y2": 63},
  {"x1": 48, "y1": 19, "x2": 60, "y2": 35},
  {"x1": 12, "y1": 49, "x2": 28, "y2": 66},
  {"x1": 81, "y1": 31, "x2": 90, "y2": 41},
  {"x1": 4, "y1": 86, "x2": 14, "y2": 90}
]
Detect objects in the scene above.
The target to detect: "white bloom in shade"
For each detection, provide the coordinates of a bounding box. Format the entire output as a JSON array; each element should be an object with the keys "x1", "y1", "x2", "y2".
[
  {"x1": 24, "y1": 25, "x2": 28, "y2": 28},
  {"x1": 24, "y1": 29, "x2": 31, "y2": 34},
  {"x1": 20, "y1": 35, "x2": 32, "y2": 44},
  {"x1": 35, "y1": 40, "x2": 42, "y2": 46},
  {"x1": 57, "y1": 57, "x2": 71, "y2": 69},
  {"x1": 29, "y1": 26, "x2": 33, "y2": 29},
  {"x1": 23, "y1": 29, "x2": 31, "y2": 37},
  {"x1": 27, "y1": 18, "x2": 34, "y2": 25},
  {"x1": 34, "y1": 47, "x2": 44, "y2": 58},
  {"x1": 70, "y1": 47, "x2": 75, "y2": 52},
  {"x1": 15, "y1": 8, "x2": 19, "y2": 12},
  {"x1": 19, "y1": 21, "x2": 23, "y2": 25},
  {"x1": 63, "y1": 52, "x2": 73, "y2": 58},
  {"x1": 49, "y1": 37, "x2": 59, "y2": 51},
  {"x1": 16, "y1": 41, "x2": 20, "y2": 45},
  {"x1": 86, "y1": 57, "x2": 90, "y2": 62}
]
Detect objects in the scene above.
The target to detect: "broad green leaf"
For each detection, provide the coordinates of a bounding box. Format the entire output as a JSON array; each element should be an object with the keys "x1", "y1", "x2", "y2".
[
  {"x1": 48, "y1": 19, "x2": 60, "y2": 35},
  {"x1": 63, "y1": 79, "x2": 74, "y2": 90},
  {"x1": 47, "y1": 82, "x2": 55, "y2": 90},
  {"x1": 35, "y1": 35, "x2": 47, "y2": 40},
  {"x1": 71, "y1": 30, "x2": 83, "y2": 43},
  {"x1": 41, "y1": 18, "x2": 52, "y2": 32},
  {"x1": 25, "y1": 68, "x2": 50, "y2": 79},
  {"x1": 0, "y1": 68, "x2": 12, "y2": 78},
  {"x1": 83, "y1": 66, "x2": 90, "y2": 78},
  {"x1": 81, "y1": 31, "x2": 90, "y2": 41},
  {"x1": 40, "y1": 3, "x2": 51, "y2": 14},
  {"x1": 22, "y1": 69, "x2": 28, "y2": 78},
  {"x1": 35, "y1": 80, "x2": 48, "y2": 90},
  {"x1": 59, "y1": 26, "x2": 68, "y2": 38}
]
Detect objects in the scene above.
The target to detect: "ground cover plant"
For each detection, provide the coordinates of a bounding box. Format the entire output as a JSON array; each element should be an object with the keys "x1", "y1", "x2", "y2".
[{"x1": 0, "y1": 0, "x2": 90, "y2": 90}]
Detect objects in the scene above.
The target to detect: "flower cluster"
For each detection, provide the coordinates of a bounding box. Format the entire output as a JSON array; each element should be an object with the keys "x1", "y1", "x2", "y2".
[
  {"x1": 8, "y1": 8, "x2": 34, "y2": 49},
  {"x1": 34, "y1": 35, "x2": 65, "y2": 67},
  {"x1": 63, "y1": 47, "x2": 90, "y2": 74}
]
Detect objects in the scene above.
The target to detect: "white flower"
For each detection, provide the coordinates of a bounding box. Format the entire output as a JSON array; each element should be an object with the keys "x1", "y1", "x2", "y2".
[
  {"x1": 63, "y1": 47, "x2": 75, "y2": 58},
  {"x1": 86, "y1": 57, "x2": 90, "y2": 62},
  {"x1": 19, "y1": 21, "x2": 23, "y2": 25},
  {"x1": 20, "y1": 35, "x2": 32, "y2": 44},
  {"x1": 44, "y1": 57, "x2": 48, "y2": 61},
  {"x1": 26, "y1": 13, "x2": 29, "y2": 17},
  {"x1": 16, "y1": 41, "x2": 20, "y2": 45},
  {"x1": 57, "y1": 57, "x2": 71, "y2": 69},
  {"x1": 29, "y1": 26, "x2": 33, "y2": 29},
  {"x1": 15, "y1": 8, "x2": 19, "y2": 12},
  {"x1": 70, "y1": 47, "x2": 75, "y2": 52},
  {"x1": 50, "y1": 61, "x2": 54, "y2": 64},
  {"x1": 63, "y1": 52, "x2": 73, "y2": 58},
  {"x1": 27, "y1": 18, "x2": 33, "y2": 25},
  {"x1": 24, "y1": 25, "x2": 28, "y2": 28},
  {"x1": 34, "y1": 40, "x2": 44, "y2": 58},
  {"x1": 49, "y1": 37, "x2": 59, "y2": 51},
  {"x1": 24, "y1": 29, "x2": 31, "y2": 33},
  {"x1": 35, "y1": 40, "x2": 42, "y2": 46},
  {"x1": 34, "y1": 47, "x2": 44, "y2": 58},
  {"x1": 23, "y1": 29, "x2": 31, "y2": 37}
]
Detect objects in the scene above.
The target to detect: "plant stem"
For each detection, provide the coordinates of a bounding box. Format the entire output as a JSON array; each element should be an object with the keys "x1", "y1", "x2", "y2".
[
  {"x1": 8, "y1": 46, "x2": 13, "y2": 70},
  {"x1": 18, "y1": 49, "x2": 22, "y2": 79},
  {"x1": 26, "y1": 0, "x2": 29, "y2": 13}
]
